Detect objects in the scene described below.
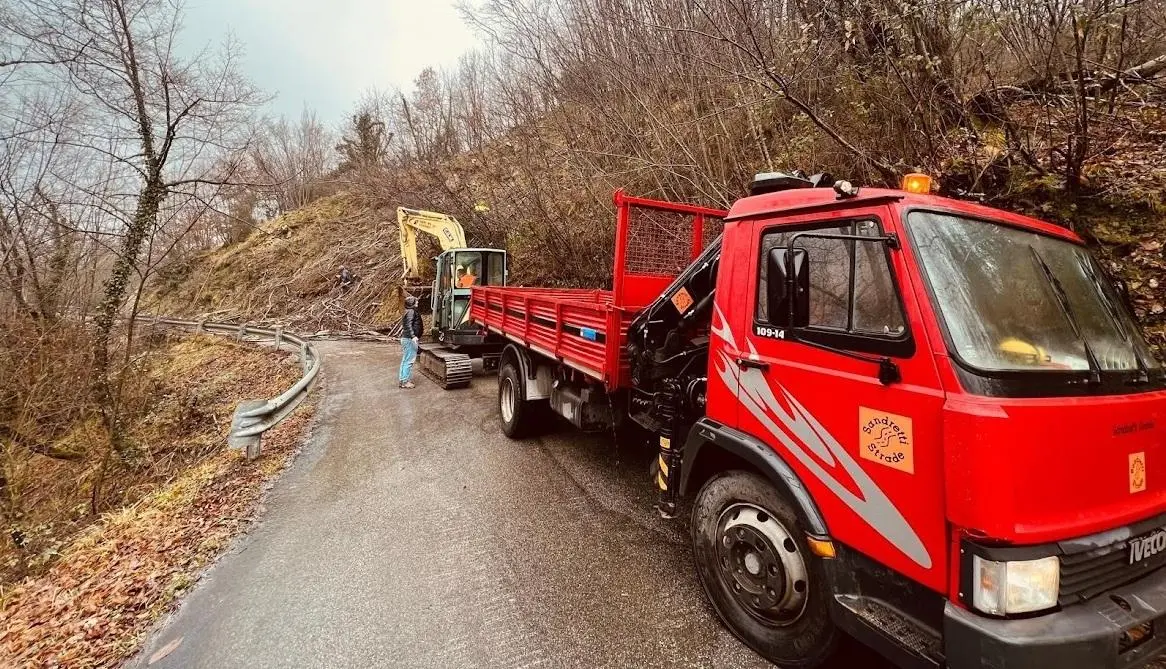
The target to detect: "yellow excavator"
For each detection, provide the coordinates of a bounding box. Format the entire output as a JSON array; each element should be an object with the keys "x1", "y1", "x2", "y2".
[
  {"x1": 398, "y1": 207, "x2": 467, "y2": 283},
  {"x1": 396, "y1": 207, "x2": 508, "y2": 388}
]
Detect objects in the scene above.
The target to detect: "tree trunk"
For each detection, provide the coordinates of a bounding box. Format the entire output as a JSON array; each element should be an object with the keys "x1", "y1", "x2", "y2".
[{"x1": 91, "y1": 177, "x2": 164, "y2": 459}]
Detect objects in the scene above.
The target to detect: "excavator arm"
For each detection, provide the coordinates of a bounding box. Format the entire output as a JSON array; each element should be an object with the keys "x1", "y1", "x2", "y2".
[{"x1": 397, "y1": 207, "x2": 468, "y2": 279}]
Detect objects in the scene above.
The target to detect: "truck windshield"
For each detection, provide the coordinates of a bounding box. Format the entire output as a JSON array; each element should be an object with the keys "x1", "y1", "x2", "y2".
[{"x1": 908, "y1": 211, "x2": 1162, "y2": 374}]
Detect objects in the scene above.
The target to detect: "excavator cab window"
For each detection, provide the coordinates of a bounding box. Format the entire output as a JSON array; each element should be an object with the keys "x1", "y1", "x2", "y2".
[
  {"x1": 456, "y1": 251, "x2": 482, "y2": 287},
  {"x1": 485, "y1": 253, "x2": 505, "y2": 286},
  {"x1": 432, "y1": 252, "x2": 453, "y2": 316},
  {"x1": 450, "y1": 250, "x2": 506, "y2": 288}
]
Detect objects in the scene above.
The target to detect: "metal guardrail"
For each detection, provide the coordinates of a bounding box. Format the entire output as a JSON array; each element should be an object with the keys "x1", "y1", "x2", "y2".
[{"x1": 144, "y1": 316, "x2": 321, "y2": 460}]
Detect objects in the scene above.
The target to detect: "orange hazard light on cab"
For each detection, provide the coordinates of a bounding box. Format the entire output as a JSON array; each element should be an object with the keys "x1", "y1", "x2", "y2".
[{"x1": 901, "y1": 173, "x2": 933, "y2": 194}]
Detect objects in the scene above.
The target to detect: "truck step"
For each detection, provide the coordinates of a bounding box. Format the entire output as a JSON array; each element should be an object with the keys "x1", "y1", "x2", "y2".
[
  {"x1": 834, "y1": 595, "x2": 942, "y2": 669},
  {"x1": 419, "y1": 345, "x2": 473, "y2": 390}
]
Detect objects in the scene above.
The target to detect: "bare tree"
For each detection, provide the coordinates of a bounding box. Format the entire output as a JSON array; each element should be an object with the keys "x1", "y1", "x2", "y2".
[
  {"x1": 6, "y1": 0, "x2": 263, "y2": 457},
  {"x1": 248, "y1": 108, "x2": 335, "y2": 215}
]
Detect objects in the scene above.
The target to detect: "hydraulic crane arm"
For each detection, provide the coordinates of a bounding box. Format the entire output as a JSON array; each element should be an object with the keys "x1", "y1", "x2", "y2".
[{"x1": 397, "y1": 207, "x2": 468, "y2": 279}]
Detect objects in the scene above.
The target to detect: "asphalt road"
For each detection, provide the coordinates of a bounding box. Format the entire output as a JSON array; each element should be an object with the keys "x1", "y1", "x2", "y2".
[{"x1": 131, "y1": 340, "x2": 891, "y2": 669}]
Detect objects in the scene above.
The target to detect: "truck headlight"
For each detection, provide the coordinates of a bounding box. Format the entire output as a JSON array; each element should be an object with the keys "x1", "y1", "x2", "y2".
[{"x1": 972, "y1": 555, "x2": 1060, "y2": 616}]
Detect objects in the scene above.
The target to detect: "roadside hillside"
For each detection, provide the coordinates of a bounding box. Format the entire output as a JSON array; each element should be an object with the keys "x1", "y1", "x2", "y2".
[
  {"x1": 149, "y1": 195, "x2": 402, "y2": 332},
  {"x1": 147, "y1": 142, "x2": 625, "y2": 334},
  {"x1": 1, "y1": 333, "x2": 314, "y2": 668}
]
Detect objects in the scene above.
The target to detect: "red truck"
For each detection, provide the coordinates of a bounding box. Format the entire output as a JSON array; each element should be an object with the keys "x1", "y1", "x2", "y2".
[{"x1": 469, "y1": 174, "x2": 1166, "y2": 668}]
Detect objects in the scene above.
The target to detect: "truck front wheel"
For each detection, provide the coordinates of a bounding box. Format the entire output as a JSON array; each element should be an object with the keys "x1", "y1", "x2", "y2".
[
  {"x1": 498, "y1": 360, "x2": 537, "y2": 439},
  {"x1": 692, "y1": 470, "x2": 838, "y2": 667}
]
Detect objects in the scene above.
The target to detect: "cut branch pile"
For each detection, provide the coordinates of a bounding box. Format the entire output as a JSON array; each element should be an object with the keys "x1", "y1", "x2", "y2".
[{"x1": 148, "y1": 195, "x2": 412, "y2": 332}]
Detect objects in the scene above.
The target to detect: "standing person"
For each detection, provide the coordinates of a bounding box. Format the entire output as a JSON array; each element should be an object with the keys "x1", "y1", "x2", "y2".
[
  {"x1": 337, "y1": 266, "x2": 354, "y2": 291},
  {"x1": 399, "y1": 295, "x2": 423, "y2": 389}
]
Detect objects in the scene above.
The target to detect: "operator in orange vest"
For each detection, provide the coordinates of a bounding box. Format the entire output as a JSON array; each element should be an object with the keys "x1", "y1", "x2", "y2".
[{"x1": 458, "y1": 264, "x2": 478, "y2": 288}]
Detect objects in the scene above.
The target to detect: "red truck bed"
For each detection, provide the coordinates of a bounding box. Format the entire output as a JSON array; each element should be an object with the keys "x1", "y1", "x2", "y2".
[
  {"x1": 470, "y1": 286, "x2": 635, "y2": 386},
  {"x1": 469, "y1": 192, "x2": 727, "y2": 390}
]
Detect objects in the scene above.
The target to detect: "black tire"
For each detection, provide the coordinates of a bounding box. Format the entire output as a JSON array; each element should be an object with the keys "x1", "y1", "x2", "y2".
[
  {"x1": 498, "y1": 360, "x2": 537, "y2": 439},
  {"x1": 692, "y1": 470, "x2": 838, "y2": 667}
]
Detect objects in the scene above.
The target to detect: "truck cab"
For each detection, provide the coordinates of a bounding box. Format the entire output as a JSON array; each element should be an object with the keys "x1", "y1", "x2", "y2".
[
  {"x1": 476, "y1": 178, "x2": 1166, "y2": 668},
  {"x1": 685, "y1": 179, "x2": 1166, "y2": 668}
]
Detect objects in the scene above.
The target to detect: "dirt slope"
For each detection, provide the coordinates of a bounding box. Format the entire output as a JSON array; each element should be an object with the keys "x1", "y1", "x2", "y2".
[{"x1": 149, "y1": 195, "x2": 404, "y2": 332}]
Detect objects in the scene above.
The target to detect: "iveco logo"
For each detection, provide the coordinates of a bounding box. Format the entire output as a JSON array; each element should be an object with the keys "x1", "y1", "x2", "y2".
[{"x1": 1129, "y1": 530, "x2": 1166, "y2": 564}]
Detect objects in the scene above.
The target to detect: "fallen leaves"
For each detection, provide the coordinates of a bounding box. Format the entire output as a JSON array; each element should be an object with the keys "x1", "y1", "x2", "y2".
[{"x1": 0, "y1": 336, "x2": 316, "y2": 669}]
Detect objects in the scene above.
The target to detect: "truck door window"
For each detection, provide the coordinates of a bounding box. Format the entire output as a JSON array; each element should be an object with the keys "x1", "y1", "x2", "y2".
[
  {"x1": 853, "y1": 222, "x2": 907, "y2": 335},
  {"x1": 758, "y1": 224, "x2": 850, "y2": 327},
  {"x1": 757, "y1": 220, "x2": 906, "y2": 338}
]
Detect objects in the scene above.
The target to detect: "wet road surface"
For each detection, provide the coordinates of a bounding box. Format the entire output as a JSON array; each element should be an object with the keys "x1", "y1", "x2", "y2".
[{"x1": 131, "y1": 340, "x2": 892, "y2": 668}]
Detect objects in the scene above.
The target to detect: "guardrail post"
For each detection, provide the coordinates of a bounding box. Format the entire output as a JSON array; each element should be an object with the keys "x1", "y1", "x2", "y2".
[
  {"x1": 237, "y1": 323, "x2": 247, "y2": 340},
  {"x1": 274, "y1": 328, "x2": 284, "y2": 350},
  {"x1": 197, "y1": 319, "x2": 206, "y2": 333},
  {"x1": 301, "y1": 343, "x2": 311, "y2": 374},
  {"x1": 229, "y1": 399, "x2": 267, "y2": 460}
]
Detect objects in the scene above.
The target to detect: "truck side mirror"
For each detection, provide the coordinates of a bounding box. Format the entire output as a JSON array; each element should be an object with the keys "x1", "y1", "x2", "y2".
[{"x1": 767, "y1": 247, "x2": 809, "y2": 328}]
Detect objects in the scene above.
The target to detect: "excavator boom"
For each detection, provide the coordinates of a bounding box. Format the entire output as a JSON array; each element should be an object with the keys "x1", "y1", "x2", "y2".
[{"x1": 397, "y1": 207, "x2": 468, "y2": 279}]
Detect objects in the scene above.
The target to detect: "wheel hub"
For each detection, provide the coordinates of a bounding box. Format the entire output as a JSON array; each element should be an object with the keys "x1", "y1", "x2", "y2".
[
  {"x1": 715, "y1": 503, "x2": 809, "y2": 627},
  {"x1": 744, "y1": 551, "x2": 762, "y2": 576},
  {"x1": 500, "y1": 376, "x2": 515, "y2": 423}
]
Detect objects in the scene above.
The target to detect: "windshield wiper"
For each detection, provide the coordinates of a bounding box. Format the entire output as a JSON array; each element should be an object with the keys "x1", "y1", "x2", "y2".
[
  {"x1": 1029, "y1": 245, "x2": 1102, "y2": 385},
  {"x1": 1074, "y1": 253, "x2": 1154, "y2": 385}
]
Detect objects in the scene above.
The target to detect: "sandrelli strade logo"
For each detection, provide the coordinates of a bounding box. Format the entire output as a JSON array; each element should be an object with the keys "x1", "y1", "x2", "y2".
[
  {"x1": 1130, "y1": 451, "x2": 1147, "y2": 494},
  {"x1": 859, "y1": 408, "x2": 914, "y2": 475}
]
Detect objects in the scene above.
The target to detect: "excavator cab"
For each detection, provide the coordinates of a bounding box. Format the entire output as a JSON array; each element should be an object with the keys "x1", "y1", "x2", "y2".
[{"x1": 432, "y1": 248, "x2": 507, "y2": 344}]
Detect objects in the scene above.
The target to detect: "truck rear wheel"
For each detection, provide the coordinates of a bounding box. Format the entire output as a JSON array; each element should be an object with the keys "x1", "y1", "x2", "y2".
[
  {"x1": 692, "y1": 470, "x2": 838, "y2": 667},
  {"x1": 498, "y1": 360, "x2": 540, "y2": 439}
]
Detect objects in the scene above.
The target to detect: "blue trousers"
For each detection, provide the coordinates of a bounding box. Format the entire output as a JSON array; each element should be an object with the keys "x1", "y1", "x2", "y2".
[{"x1": 399, "y1": 338, "x2": 418, "y2": 383}]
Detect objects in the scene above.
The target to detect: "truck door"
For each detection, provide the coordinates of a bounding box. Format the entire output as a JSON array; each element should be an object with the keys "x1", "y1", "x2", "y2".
[
  {"x1": 705, "y1": 220, "x2": 752, "y2": 426},
  {"x1": 735, "y1": 206, "x2": 947, "y2": 592}
]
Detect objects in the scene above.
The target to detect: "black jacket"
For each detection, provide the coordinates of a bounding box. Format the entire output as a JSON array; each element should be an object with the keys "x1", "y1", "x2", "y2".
[{"x1": 401, "y1": 307, "x2": 423, "y2": 339}]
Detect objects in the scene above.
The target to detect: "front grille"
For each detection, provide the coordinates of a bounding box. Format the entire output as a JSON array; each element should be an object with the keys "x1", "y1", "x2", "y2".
[{"x1": 1059, "y1": 536, "x2": 1166, "y2": 606}]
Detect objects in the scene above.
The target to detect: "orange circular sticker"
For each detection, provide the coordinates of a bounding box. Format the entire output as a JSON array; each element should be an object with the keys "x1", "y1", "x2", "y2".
[
  {"x1": 859, "y1": 407, "x2": 914, "y2": 474},
  {"x1": 1130, "y1": 452, "x2": 1147, "y2": 493}
]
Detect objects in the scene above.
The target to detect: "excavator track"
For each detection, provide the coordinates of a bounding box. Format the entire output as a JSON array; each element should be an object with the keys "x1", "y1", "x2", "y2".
[{"x1": 419, "y1": 343, "x2": 473, "y2": 389}]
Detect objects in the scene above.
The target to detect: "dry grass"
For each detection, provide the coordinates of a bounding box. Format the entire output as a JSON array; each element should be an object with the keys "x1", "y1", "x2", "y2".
[
  {"x1": 2, "y1": 333, "x2": 304, "y2": 582},
  {"x1": 0, "y1": 334, "x2": 316, "y2": 668},
  {"x1": 148, "y1": 194, "x2": 407, "y2": 332}
]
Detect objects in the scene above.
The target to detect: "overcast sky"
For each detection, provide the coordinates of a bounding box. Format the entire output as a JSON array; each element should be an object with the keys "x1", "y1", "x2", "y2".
[{"x1": 180, "y1": 0, "x2": 482, "y2": 126}]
